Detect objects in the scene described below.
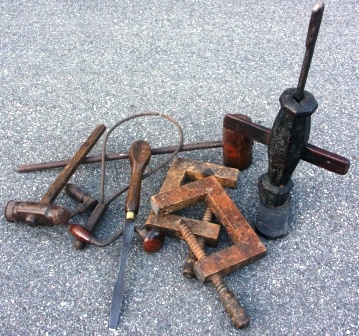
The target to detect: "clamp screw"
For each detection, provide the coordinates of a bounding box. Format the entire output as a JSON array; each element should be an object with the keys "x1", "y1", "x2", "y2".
[{"x1": 179, "y1": 221, "x2": 250, "y2": 329}]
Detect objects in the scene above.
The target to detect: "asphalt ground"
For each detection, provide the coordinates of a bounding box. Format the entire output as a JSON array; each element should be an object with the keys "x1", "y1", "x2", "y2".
[{"x1": 0, "y1": 1, "x2": 358, "y2": 335}]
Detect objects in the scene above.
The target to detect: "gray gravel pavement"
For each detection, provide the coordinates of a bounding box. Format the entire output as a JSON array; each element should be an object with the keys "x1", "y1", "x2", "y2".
[{"x1": 1, "y1": 1, "x2": 358, "y2": 335}]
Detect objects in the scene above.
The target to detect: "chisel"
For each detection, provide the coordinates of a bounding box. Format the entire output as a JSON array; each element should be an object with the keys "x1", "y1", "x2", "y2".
[{"x1": 108, "y1": 140, "x2": 152, "y2": 331}]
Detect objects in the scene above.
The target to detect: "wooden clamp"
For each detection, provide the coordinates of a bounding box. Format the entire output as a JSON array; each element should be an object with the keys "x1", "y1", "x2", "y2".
[
  {"x1": 150, "y1": 175, "x2": 266, "y2": 283},
  {"x1": 145, "y1": 157, "x2": 239, "y2": 246}
]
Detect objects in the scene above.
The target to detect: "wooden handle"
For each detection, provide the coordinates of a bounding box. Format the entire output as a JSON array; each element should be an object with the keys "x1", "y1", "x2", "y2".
[
  {"x1": 211, "y1": 273, "x2": 250, "y2": 329},
  {"x1": 40, "y1": 124, "x2": 106, "y2": 204},
  {"x1": 179, "y1": 221, "x2": 250, "y2": 329},
  {"x1": 65, "y1": 183, "x2": 89, "y2": 202},
  {"x1": 223, "y1": 114, "x2": 253, "y2": 170},
  {"x1": 135, "y1": 227, "x2": 166, "y2": 253},
  {"x1": 69, "y1": 224, "x2": 94, "y2": 244},
  {"x1": 125, "y1": 141, "x2": 152, "y2": 214}
]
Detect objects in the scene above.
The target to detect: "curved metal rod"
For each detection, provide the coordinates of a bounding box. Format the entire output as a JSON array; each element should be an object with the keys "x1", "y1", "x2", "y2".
[{"x1": 72, "y1": 112, "x2": 183, "y2": 246}]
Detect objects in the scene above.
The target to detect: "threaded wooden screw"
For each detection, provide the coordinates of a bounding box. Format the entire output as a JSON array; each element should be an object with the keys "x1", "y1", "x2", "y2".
[
  {"x1": 182, "y1": 207, "x2": 213, "y2": 279},
  {"x1": 179, "y1": 221, "x2": 250, "y2": 329}
]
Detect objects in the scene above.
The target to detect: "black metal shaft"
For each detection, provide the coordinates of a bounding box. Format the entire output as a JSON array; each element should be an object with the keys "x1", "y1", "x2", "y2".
[
  {"x1": 256, "y1": 1, "x2": 325, "y2": 239},
  {"x1": 295, "y1": 1, "x2": 325, "y2": 102},
  {"x1": 17, "y1": 141, "x2": 223, "y2": 173}
]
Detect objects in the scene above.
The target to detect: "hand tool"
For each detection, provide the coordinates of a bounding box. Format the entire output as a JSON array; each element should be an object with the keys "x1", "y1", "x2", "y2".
[
  {"x1": 256, "y1": 0, "x2": 325, "y2": 238},
  {"x1": 18, "y1": 111, "x2": 349, "y2": 177},
  {"x1": 179, "y1": 220, "x2": 250, "y2": 329},
  {"x1": 145, "y1": 157, "x2": 241, "y2": 245},
  {"x1": 5, "y1": 201, "x2": 72, "y2": 226},
  {"x1": 64, "y1": 183, "x2": 98, "y2": 217},
  {"x1": 17, "y1": 141, "x2": 222, "y2": 172},
  {"x1": 182, "y1": 207, "x2": 211, "y2": 279},
  {"x1": 223, "y1": 114, "x2": 349, "y2": 175},
  {"x1": 144, "y1": 157, "x2": 240, "y2": 278},
  {"x1": 224, "y1": 1, "x2": 350, "y2": 238},
  {"x1": 65, "y1": 182, "x2": 165, "y2": 251},
  {"x1": 67, "y1": 112, "x2": 183, "y2": 250},
  {"x1": 70, "y1": 224, "x2": 165, "y2": 252},
  {"x1": 4, "y1": 124, "x2": 106, "y2": 227},
  {"x1": 108, "y1": 140, "x2": 151, "y2": 331},
  {"x1": 150, "y1": 176, "x2": 266, "y2": 283}
]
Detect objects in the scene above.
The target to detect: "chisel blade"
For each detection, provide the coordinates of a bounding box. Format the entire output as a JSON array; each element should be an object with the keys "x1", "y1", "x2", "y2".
[{"x1": 108, "y1": 219, "x2": 135, "y2": 331}]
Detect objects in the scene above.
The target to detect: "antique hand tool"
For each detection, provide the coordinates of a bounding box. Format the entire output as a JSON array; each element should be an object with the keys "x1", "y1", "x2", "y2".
[
  {"x1": 224, "y1": 1, "x2": 350, "y2": 238},
  {"x1": 5, "y1": 124, "x2": 106, "y2": 227},
  {"x1": 70, "y1": 221, "x2": 165, "y2": 252},
  {"x1": 68, "y1": 112, "x2": 183, "y2": 250},
  {"x1": 150, "y1": 176, "x2": 266, "y2": 282},
  {"x1": 68, "y1": 185, "x2": 165, "y2": 253},
  {"x1": 108, "y1": 140, "x2": 151, "y2": 331},
  {"x1": 146, "y1": 157, "x2": 240, "y2": 245},
  {"x1": 17, "y1": 140, "x2": 222, "y2": 172},
  {"x1": 257, "y1": 0, "x2": 324, "y2": 238},
  {"x1": 65, "y1": 183, "x2": 98, "y2": 217},
  {"x1": 179, "y1": 220, "x2": 250, "y2": 329},
  {"x1": 144, "y1": 157, "x2": 240, "y2": 278},
  {"x1": 182, "y1": 207, "x2": 212, "y2": 279},
  {"x1": 18, "y1": 110, "x2": 348, "y2": 177}
]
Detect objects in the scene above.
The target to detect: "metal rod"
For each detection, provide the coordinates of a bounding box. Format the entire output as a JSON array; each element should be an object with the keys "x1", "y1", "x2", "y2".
[
  {"x1": 295, "y1": 1, "x2": 325, "y2": 102},
  {"x1": 16, "y1": 141, "x2": 223, "y2": 173}
]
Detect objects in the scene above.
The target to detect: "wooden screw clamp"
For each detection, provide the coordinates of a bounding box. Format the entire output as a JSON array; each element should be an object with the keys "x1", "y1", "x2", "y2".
[
  {"x1": 179, "y1": 220, "x2": 250, "y2": 329},
  {"x1": 146, "y1": 157, "x2": 243, "y2": 279},
  {"x1": 150, "y1": 175, "x2": 266, "y2": 327},
  {"x1": 182, "y1": 207, "x2": 212, "y2": 279},
  {"x1": 146, "y1": 157, "x2": 240, "y2": 245},
  {"x1": 150, "y1": 175, "x2": 266, "y2": 282}
]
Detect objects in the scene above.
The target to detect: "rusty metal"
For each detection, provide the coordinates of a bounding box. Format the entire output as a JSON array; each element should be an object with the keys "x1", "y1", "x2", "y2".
[
  {"x1": 4, "y1": 124, "x2": 106, "y2": 227},
  {"x1": 17, "y1": 141, "x2": 222, "y2": 173},
  {"x1": 150, "y1": 176, "x2": 266, "y2": 282},
  {"x1": 295, "y1": 1, "x2": 325, "y2": 102},
  {"x1": 256, "y1": 0, "x2": 324, "y2": 238},
  {"x1": 251, "y1": 1, "x2": 350, "y2": 238},
  {"x1": 182, "y1": 207, "x2": 212, "y2": 279},
  {"x1": 65, "y1": 183, "x2": 98, "y2": 217},
  {"x1": 69, "y1": 112, "x2": 184, "y2": 249},
  {"x1": 5, "y1": 201, "x2": 71, "y2": 226},
  {"x1": 179, "y1": 220, "x2": 250, "y2": 329}
]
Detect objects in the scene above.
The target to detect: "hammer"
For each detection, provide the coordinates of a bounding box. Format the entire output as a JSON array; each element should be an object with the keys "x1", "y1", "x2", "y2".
[{"x1": 5, "y1": 124, "x2": 106, "y2": 227}]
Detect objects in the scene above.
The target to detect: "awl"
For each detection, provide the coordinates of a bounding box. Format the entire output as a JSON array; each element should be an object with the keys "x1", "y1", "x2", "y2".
[{"x1": 108, "y1": 140, "x2": 152, "y2": 331}]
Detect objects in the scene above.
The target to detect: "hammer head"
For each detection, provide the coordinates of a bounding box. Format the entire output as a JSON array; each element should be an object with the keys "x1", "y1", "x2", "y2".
[{"x1": 5, "y1": 201, "x2": 72, "y2": 226}]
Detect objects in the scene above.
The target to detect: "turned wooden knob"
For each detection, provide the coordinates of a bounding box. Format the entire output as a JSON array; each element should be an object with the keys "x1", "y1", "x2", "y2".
[{"x1": 136, "y1": 228, "x2": 165, "y2": 253}]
